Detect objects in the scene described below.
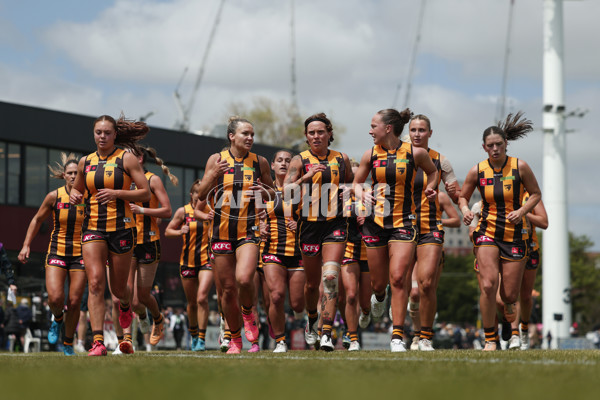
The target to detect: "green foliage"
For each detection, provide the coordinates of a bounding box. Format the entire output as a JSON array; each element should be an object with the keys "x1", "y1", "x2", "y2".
[
  {"x1": 567, "y1": 233, "x2": 600, "y2": 333},
  {"x1": 436, "y1": 253, "x2": 480, "y2": 324},
  {"x1": 225, "y1": 97, "x2": 346, "y2": 149}
]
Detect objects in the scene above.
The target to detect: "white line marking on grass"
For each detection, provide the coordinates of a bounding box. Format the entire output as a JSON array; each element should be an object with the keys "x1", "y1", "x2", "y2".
[{"x1": 140, "y1": 352, "x2": 599, "y2": 366}]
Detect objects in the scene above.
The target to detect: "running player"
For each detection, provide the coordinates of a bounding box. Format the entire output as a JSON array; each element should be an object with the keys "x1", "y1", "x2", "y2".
[
  {"x1": 407, "y1": 114, "x2": 460, "y2": 351},
  {"x1": 112, "y1": 146, "x2": 177, "y2": 354},
  {"x1": 283, "y1": 113, "x2": 353, "y2": 351},
  {"x1": 197, "y1": 116, "x2": 274, "y2": 354},
  {"x1": 353, "y1": 108, "x2": 438, "y2": 352},
  {"x1": 166, "y1": 179, "x2": 214, "y2": 352},
  {"x1": 459, "y1": 112, "x2": 541, "y2": 351},
  {"x1": 69, "y1": 114, "x2": 151, "y2": 356},
  {"x1": 261, "y1": 150, "x2": 305, "y2": 353},
  {"x1": 18, "y1": 153, "x2": 86, "y2": 356},
  {"x1": 508, "y1": 192, "x2": 548, "y2": 350}
]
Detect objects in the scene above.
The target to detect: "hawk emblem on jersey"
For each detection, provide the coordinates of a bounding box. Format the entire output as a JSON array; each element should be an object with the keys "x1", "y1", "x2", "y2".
[
  {"x1": 397, "y1": 167, "x2": 405, "y2": 174},
  {"x1": 106, "y1": 170, "x2": 113, "y2": 177},
  {"x1": 332, "y1": 170, "x2": 338, "y2": 177},
  {"x1": 504, "y1": 184, "x2": 512, "y2": 191}
]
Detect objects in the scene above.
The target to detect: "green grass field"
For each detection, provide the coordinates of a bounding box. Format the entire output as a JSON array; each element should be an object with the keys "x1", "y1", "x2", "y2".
[{"x1": 1, "y1": 349, "x2": 599, "y2": 400}]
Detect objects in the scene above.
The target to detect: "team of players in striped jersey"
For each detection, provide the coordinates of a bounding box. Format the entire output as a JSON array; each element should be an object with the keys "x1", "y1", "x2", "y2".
[{"x1": 16, "y1": 108, "x2": 544, "y2": 354}]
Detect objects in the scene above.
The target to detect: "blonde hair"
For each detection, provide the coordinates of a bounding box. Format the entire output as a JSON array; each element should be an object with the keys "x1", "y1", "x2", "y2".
[
  {"x1": 48, "y1": 153, "x2": 78, "y2": 179},
  {"x1": 141, "y1": 146, "x2": 179, "y2": 186}
]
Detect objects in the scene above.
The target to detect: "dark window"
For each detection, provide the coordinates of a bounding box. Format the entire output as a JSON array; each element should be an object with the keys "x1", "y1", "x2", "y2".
[
  {"x1": 0, "y1": 141, "x2": 5, "y2": 204},
  {"x1": 25, "y1": 146, "x2": 48, "y2": 207},
  {"x1": 7, "y1": 143, "x2": 21, "y2": 204}
]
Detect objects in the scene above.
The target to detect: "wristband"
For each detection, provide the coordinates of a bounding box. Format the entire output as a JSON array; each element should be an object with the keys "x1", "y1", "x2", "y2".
[
  {"x1": 461, "y1": 206, "x2": 470, "y2": 215},
  {"x1": 139, "y1": 207, "x2": 144, "y2": 214}
]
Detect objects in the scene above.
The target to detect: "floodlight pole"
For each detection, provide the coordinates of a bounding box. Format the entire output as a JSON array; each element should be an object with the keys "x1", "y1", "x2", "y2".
[{"x1": 542, "y1": 0, "x2": 571, "y2": 349}]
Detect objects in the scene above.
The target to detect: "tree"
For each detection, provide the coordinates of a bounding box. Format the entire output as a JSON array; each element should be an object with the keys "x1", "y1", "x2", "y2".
[
  {"x1": 224, "y1": 97, "x2": 346, "y2": 149},
  {"x1": 436, "y1": 253, "x2": 480, "y2": 325}
]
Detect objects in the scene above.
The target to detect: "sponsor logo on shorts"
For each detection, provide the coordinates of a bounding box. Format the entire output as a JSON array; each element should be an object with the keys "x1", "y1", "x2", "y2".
[
  {"x1": 433, "y1": 232, "x2": 442, "y2": 238},
  {"x1": 531, "y1": 258, "x2": 539, "y2": 266},
  {"x1": 181, "y1": 269, "x2": 193, "y2": 277},
  {"x1": 263, "y1": 254, "x2": 282, "y2": 264},
  {"x1": 362, "y1": 236, "x2": 380, "y2": 243},
  {"x1": 120, "y1": 240, "x2": 131, "y2": 248},
  {"x1": 475, "y1": 235, "x2": 494, "y2": 245},
  {"x1": 83, "y1": 234, "x2": 102, "y2": 242},
  {"x1": 511, "y1": 247, "x2": 524, "y2": 256},
  {"x1": 212, "y1": 242, "x2": 232, "y2": 252},
  {"x1": 302, "y1": 243, "x2": 320, "y2": 253},
  {"x1": 48, "y1": 258, "x2": 67, "y2": 267},
  {"x1": 145, "y1": 253, "x2": 152, "y2": 259},
  {"x1": 333, "y1": 230, "x2": 345, "y2": 237}
]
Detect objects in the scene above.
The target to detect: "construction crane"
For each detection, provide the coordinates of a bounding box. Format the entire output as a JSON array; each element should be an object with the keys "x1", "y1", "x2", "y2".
[
  {"x1": 173, "y1": 0, "x2": 226, "y2": 132},
  {"x1": 290, "y1": 0, "x2": 299, "y2": 112},
  {"x1": 496, "y1": 0, "x2": 515, "y2": 123},
  {"x1": 393, "y1": 0, "x2": 427, "y2": 110}
]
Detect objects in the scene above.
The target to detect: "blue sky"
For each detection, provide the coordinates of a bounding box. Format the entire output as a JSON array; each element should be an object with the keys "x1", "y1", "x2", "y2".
[{"x1": 1, "y1": 0, "x2": 599, "y2": 250}]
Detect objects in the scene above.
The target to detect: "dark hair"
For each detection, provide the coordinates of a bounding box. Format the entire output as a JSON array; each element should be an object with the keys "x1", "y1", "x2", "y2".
[
  {"x1": 483, "y1": 111, "x2": 533, "y2": 142},
  {"x1": 271, "y1": 149, "x2": 293, "y2": 163},
  {"x1": 304, "y1": 113, "x2": 334, "y2": 144},
  {"x1": 410, "y1": 114, "x2": 432, "y2": 131},
  {"x1": 139, "y1": 146, "x2": 179, "y2": 186},
  {"x1": 94, "y1": 113, "x2": 149, "y2": 154},
  {"x1": 226, "y1": 116, "x2": 253, "y2": 144},
  {"x1": 48, "y1": 152, "x2": 78, "y2": 179},
  {"x1": 377, "y1": 108, "x2": 413, "y2": 137}
]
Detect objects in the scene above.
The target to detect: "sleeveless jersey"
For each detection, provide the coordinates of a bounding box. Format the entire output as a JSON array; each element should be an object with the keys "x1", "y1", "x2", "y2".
[
  {"x1": 133, "y1": 171, "x2": 160, "y2": 244},
  {"x1": 413, "y1": 148, "x2": 443, "y2": 234},
  {"x1": 522, "y1": 192, "x2": 539, "y2": 251},
  {"x1": 82, "y1": 148, "x2": 135, "y2": 232},
  {"x1": 48, "y1": 185, "x2": 84, "y2": 257},
  {"x1": 343, "y1": 197, "x2": 367, "y2": 261},
  {"x1": 475, "y1": 156, "x2": 528, "y2": 242},
  {"x1": 263, "y1": 186, "x2": 300, "y2": 257},
  {"x1": 299, "y1": 149, "x2": 347, "y2": 222},
  {"x1": 210, "y1": 150, "x2": 262, "y2": 241},
  {"x1": 180, "y1": 203, "x2": 209, "y2": 267},
  {"x1": 368, "y1": 141, "x2": 416, "y2": 229}
]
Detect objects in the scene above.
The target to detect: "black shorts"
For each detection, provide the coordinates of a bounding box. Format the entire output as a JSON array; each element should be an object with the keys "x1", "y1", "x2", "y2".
[
  {"x1": 417, "y1": 231, "x2": 444, "y2": 246},
  {"x1": 361, "y1": 218, "x2": 417, "y2": 248},
  {"x1": 262, "y1": 254, "x2": 303, "y2": 271},
  {"x1": 472, "y1": 231, "x2": 528, "y2": 261},
  {"x1": 45, "y1": 254, "x2": 85, "y2": 272},
  {"x1": 526, "y1": 250, "x2": 540, "y2": 270},
  {"x1": 298, "y1": 219, "x2": 348, "y2": 256},
  {"x1": 341, "y1": 259, "x2": 369, "y2": 273},
  {"x1": 81, "y1": 228, "x2": 135, "y2": 254},
  {"x1": 180, "y1": 263, "x2": 212, "y2": 279},
  {"x1": 210, "y1": 236, "x2": 261, "y2": 255},
  {"x1": 133, "y1": 241, "x2": 161, "y2": 264}
]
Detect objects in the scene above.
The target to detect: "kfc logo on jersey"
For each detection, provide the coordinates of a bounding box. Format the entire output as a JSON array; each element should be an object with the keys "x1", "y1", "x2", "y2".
[
  {"x1": 185, "y1": 217, "x2": 196, "y2": 223},
  {"x1": 83, "y1": 234, "x2": 102, "y2": 242},
  {"x1": 48, "y1": 258, "x2": 67, "y2": 267},
  {"x1": 372, "y1": 160, "x2": 388, "y2": 168},
  {"x1": 302, "y1": 243, "x2": 320, "y2": 253},
  {"x1": 57, "y1": 203, "x2": 70, "y2": 210},
  {"x1": 305, "y1": 164, "x2": 314, "y2": 172},
  {"x1": 263, "y1": 254, "x2": 282, "y2": 264},
  {"x1": 475, "y1": 235, "x2": 494, "y2": 244},
  {"x1": 362, "y1": 235, "x2": 380, "y2": 243},
  {"x1": 480, "y1": 178, "x2": 494, "y2": 186},
  {"x1": 85, "y1": 165, "x2": 98, "y2": 173},
  {"x1": 212, "y1": 242, "x2": 232, "y2": 251},
  {"x1": 225, "y1": 167, "x2": 235, "y2": 174}
]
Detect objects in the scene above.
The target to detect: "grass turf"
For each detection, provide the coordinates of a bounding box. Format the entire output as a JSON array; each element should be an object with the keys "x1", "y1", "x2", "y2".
[{"x1": 1, "y1": 349, "x2": 599, "y2": 400}]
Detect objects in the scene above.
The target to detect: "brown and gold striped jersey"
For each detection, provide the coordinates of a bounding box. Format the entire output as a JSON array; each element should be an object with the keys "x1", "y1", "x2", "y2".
[
  {"x1": 368, "y1": 141, "x2": 416, "y2": 229},
  {"x1": 48, "y1": 185, "x2": 85, "y2": 257},
  {"x1": 343, "y1": 197, "x2": 367, "y2": 261},
  {"x1": 263, "y1": 186, "x2": 300, "y2": 257},
  {"x1": 82, "y1": 148, "x2": 135, "y2": 232},
  {"x1": 209, "y1": 150, "x2": 262, "y2": 241},
  {"x1": 299, "y1": 149, "x2": 347, "y2": 222},
  {"x1": 133, "y1": 171, "x2": 160, "y2": 244},
  {"x1": 476, "y1": 156, "x2": 528, "y2": 242},
  {"x1": 522, "y1": 192, "x2": 539, "y2": 251},
  {"x1": 180, "y1": 203, "x2": 210, "y2": 267},
  {"x1": 413, "y1": 148, "x2": 443, "y2": 234}
]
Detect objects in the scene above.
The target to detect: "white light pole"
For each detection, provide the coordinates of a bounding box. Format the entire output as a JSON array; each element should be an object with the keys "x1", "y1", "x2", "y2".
[{"x1": 542, "y1": 0, "x2": 571, "y2": 348}]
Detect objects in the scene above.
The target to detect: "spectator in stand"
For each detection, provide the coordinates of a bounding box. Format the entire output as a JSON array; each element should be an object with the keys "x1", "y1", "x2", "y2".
[{"x1": 1, "y1": 242, "x2": 17, "y2": 295}]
